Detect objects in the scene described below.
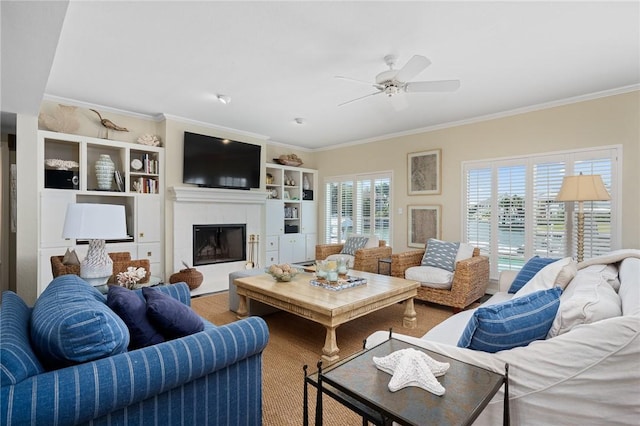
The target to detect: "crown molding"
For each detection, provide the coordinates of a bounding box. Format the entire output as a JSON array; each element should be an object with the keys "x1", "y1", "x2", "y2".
[{"x1": 42, "y1": 94, "x2": 162, "y2": 121}]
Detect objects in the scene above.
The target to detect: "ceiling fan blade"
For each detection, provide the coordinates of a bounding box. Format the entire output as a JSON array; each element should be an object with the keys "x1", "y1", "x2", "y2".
[
  {"x1": 394, "y1": 55, "x2": 431, "y2": 83},
  {"x1": 335, "y1": 75, "x2": 383, "y2": 89},
  {"x1": 405, "y1": 79, "x2": 461, "y2": 92},
  {"x1": 338, "y1": 91, "x2": 382, "y2": 107}
]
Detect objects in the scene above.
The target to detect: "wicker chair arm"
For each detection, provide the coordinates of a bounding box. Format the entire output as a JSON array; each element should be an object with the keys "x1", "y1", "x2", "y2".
[
  {"x1": 449, "y1": 255, "x2": 490, "y2": 301},
  {"x1": 389, "y1": 250, "x2": 425, "y2": 278},
  {"x1": 315, "y1": 243, "x2": 344, "y2": 260},
  {"x1": 352, "y1": 245, "x2": 392, "y2": 273}
]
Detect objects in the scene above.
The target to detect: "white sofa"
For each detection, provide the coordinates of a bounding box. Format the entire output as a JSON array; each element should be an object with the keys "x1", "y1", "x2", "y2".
[{"x1": 367, "y1": 250, "x2": 640, "y2": 425}]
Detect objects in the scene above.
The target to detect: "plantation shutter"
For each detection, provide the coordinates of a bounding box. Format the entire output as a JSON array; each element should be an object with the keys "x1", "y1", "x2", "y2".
[
  {"x1": 465, "y1": 167, "x2": 492, "y2": 255},
  {"x1": 496, "y1": 164, "x2": 526, "y2": 271}
]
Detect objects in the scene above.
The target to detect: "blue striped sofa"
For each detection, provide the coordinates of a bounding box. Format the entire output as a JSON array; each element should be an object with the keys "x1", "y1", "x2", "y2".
[{"x1": 1, "y1": 280, "x2": 269, "y2": 425}]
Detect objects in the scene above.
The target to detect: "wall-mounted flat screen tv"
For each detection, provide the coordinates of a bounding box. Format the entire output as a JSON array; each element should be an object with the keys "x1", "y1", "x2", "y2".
[{"x1": 183, "y1": 131, "x2": 261, "y2": 190}]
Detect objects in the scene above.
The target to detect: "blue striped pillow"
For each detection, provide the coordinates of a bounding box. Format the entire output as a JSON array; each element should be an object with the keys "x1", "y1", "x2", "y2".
[
  {"x1": 0, "y1": 291, "x2": 45, "y2": 385},
  {"x1": 421, "y1": 239, "x2": 460, "y2": 272},
  {"x1": 508, "y1": 256, "x2": 559, "y2": 293},
  {"x1": 340, "y1": 236, "x2": 369, "y2": 255},
  {"x1": 30, "y1": 275, "x2": 129, "y2": 369},
  {"x1": 457, "y1": 287, "x2": 562, "y2": 353}
]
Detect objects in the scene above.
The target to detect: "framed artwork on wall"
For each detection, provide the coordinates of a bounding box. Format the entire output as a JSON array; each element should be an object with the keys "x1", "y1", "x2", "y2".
[
  {"x1": 408, "y1": 205, "x2": 441, "y2": 248},
  {"x1": 408, "y1": 149, "x2": 441, "y2": 195}
]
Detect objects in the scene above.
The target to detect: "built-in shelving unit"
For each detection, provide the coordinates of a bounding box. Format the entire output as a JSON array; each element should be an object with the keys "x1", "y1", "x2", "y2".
[
  {"x1": 37, "y1": 130, "x2": 165, "y2": 294},
  {"x1": 265, "y1": 163, "x2": 317, "y2": 264}
]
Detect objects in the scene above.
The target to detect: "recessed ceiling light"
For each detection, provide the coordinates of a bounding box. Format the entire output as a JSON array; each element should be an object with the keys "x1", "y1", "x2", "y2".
[
  {"x1": 294, "y1": 117, "x2": 305, "y2": 125},
  {"x1": 217, "y1": 94, "x2": 231, "y2": 105}
]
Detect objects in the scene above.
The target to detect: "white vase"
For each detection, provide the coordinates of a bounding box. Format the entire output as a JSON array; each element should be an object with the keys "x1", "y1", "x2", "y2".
[{"x1": 95, "y1": 154, "x2": 115, "y2": 190}]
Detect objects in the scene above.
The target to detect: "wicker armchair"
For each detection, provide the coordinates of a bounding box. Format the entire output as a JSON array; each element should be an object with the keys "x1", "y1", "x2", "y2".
[
  {"x1": 50, "y1": 252, "x2": 151, "y2": 284},
  {"x1": 315, "y1": 240, "x2": 391, "y2": 274},
  {"x1": 390, "y1": 247, "x2": 489, "y2": 312}
]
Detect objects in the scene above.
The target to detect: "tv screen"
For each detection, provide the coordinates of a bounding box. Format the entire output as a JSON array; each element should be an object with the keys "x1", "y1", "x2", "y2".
[{"x1": 183, "y1": 132, "x2": 261, "y2": 190}]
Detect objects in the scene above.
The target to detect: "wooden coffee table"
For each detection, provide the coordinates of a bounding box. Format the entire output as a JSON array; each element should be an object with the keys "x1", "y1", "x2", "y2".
[{"x1": 234, "y1": 270, "x2": 419, "y2": 362}]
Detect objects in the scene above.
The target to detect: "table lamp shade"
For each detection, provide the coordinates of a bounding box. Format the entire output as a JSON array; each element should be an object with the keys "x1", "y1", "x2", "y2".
[
  {"x1": 62, "y1": 203, "x2": 128, "y2": 286},
  {"x1": 556, "y1": 174, "x2": 610, "y2": 202},
  {"x1": 62, "y1": 203, "x2": 128, "y2": 240}
]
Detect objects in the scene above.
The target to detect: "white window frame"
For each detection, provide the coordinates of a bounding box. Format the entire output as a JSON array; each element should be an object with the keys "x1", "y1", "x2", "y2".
[
  {"x1": 462, "y1": 145, "x2": 621, "y2": 280},
  {"x1": 324, "y1": 171, "x2": 393, "y2": 245}
]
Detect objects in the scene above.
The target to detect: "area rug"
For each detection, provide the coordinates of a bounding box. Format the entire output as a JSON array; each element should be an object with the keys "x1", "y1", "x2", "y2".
[{"x1": 191, "y1": 291, "x2": 456, "y2": 425}]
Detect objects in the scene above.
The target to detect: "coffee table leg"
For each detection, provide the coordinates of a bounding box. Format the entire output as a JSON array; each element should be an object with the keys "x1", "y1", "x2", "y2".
[
  {"x1": 322, "y1": 326, "x2": 340, "y2": 362},
  {"x1": 402, "y1": 298, "x2": 417, "y2": 329},
  {"x1": 237, "y1": 294, "x2": 249, "y2": 319}
]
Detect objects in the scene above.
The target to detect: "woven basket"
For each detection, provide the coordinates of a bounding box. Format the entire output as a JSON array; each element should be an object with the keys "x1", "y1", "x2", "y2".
[{"x1": 169, "y1": 268, "x2": 203, "y2": 290}]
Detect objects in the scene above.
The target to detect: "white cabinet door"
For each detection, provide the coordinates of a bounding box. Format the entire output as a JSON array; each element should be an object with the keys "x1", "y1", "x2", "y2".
[
  {"x1": 305, "y1": 233, "x2": 317, "y2": 261},
  {"x1": 136, "y1": 195, "x2": 162, "y2": 243},
  {"x1": 265, "y1": 200, "x2": 284, "y2": 235},
  {"x1": 279, "y1": 234, "x2": 306, "y2": 264},
  {"x1": 40, "y1": 191, "x2": 76, "y2": 248},
  {"x1": 300, "y1": 201, "x2": 317, "y2": 235}
]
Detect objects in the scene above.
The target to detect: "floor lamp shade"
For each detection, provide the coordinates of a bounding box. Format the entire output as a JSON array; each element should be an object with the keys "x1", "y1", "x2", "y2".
[
  {"x1": 62, "y1": 203, "x2": 128, "y2": 285},
  {"x1": 556, "y1": 174, "x2": 610, "y2": 262}
]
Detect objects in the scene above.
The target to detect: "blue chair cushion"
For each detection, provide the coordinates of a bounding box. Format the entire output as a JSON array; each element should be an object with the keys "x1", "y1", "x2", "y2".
[
  {"x1": 143, "y1": 287, "x2": 204, "y2": 339},
  {"x1": 421, "y1": 239, "x2": 460, "y2": 272},
  {"x1": 508, "y1": 256, "x2": 559, "y2": 293},
  {"x1": 457, "y1": 287, "x2": 562, "y2": 353},
  {"x1": 0, "y1": 291, "x2": 46, "y2": 386},
  {"x1": 107, "y1": 285, "x2": 165, "y2": 350},
  {"x1": 30, "y1": 275, "x2": 129, "y2": 370}
]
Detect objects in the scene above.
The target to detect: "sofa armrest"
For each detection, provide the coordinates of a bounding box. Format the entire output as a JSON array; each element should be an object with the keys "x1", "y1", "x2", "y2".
[
  {"x1": 390, "y1": 249, "x2": 425, "y2": 278},
  {"x1": 498, "y1": 270, "x2": 518, "y2": 292},
  {"x1": 1, "y1": 316, "x2": 269, "y2": 426},
  {"x1": 316, "y1": 243, "x2": 344, "y2": 260}
]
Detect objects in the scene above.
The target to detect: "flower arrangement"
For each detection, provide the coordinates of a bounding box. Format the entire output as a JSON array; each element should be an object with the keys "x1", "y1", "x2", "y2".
[{"x1": 117, "y1": 267, "x2": 147, "y2": 289}]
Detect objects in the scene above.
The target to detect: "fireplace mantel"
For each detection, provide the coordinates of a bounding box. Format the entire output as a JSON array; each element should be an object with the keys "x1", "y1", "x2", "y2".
[{"x1": 169, "y1": 186, "x2": 269, "y2": 204}]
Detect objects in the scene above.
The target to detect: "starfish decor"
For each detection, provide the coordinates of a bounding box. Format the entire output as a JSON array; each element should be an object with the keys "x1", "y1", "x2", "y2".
[{"x1": 373, "y1": 347, "x2": 450, "y2": 396}]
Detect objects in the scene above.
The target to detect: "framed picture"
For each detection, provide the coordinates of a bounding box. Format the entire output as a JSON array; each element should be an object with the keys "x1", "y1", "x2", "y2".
[
  {"x1": 408, "y1": 149, "x2": 441, "y2": 195},
  {"x1": 283, "y1": 190, "x2": 290, "y2": 200},
  {"x1": 408, "y1": 205, "x2": 441, "y2": 248}
]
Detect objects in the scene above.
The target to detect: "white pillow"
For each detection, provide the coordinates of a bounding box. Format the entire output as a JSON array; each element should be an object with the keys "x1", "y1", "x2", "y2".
[
  {"x1": 455, "y1": 243, "x2": 475, "y2": 264},
  {"x1": 547, "y1": 269, "x2": 622, "y2": 338},
  {"x1": 514, "y1": 257, "x2": 575, "y2": 298},
  {"x1": 405, "y1": 266, "x2": 453, "y2": 289}
]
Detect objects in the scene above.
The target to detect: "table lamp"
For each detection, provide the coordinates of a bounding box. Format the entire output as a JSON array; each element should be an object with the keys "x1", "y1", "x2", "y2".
[
  {"x1": 62, "y1": 203, "x2": 128, "y2": 286},
  {"x1": 556, "y1": 173, "x2": 610, "y2": 262}
]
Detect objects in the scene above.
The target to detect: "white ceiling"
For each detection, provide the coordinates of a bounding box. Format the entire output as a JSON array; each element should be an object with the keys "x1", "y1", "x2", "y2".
[{"x1": 3, "y1": 1, "x2": 639, "y2": 149}]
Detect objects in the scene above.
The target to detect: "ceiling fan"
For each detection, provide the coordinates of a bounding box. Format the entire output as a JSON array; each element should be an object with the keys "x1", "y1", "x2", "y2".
[{"x1": 337, "y1": 54, "x2": 460, "y2": 107}]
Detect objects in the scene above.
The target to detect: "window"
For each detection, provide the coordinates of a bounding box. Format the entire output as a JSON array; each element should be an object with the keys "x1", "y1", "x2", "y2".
[
  {"x1": 324, "y1": 172, "x2": 392, "y2": 244},
  {"x1": 463, "y1": 147, "x2": 619, "y2": 279}
]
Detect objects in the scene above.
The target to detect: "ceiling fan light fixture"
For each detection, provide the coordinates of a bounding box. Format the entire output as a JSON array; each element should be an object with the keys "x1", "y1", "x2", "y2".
[{"x1": 216, "y1": 94, "x2": 231, "y2": 105}]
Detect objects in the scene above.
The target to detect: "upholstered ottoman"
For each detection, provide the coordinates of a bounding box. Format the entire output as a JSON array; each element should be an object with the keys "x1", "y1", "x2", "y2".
[{"x1": 228, "y1": 269, "x2": 279, "y2": 316}]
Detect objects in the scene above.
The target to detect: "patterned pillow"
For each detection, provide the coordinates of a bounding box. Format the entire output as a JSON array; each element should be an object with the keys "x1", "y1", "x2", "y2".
[
  {"x1": 0, "y1": 291, "x2": 45, "y2": 385},
  {"x1": 340, "y1": 236, "x2": 369, "y2": 256},
  {"x1": 508, "y1": 256, "x2": 559, "y2": 293},
  {"x1": 30, "y1": 275, "x2": 129, "y2": 369},
  {"x1": 421, "y1": 239, "x2": 460, "y2": 272},
  {"x1": 457, "y1": 287, "x2": 562, "y2": 353}
]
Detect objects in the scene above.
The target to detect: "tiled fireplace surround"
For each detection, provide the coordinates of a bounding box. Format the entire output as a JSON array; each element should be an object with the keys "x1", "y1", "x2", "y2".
[{"x1": 170, "y1": 186, "x2": 267, "y2": 296}]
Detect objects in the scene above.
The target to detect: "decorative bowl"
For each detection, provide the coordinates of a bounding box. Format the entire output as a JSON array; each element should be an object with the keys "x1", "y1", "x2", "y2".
[{"x1": 266, "y1": 264, "x2": 300, "y2": 282}]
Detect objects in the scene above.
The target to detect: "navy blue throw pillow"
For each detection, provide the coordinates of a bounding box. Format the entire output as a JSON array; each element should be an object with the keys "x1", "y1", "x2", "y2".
[
  {"x1": 107, "y1": 285, "x2": 165, "y2": 349},
  {"x1": 142, "y1": 287, "x2": 204, "y2": 339}
]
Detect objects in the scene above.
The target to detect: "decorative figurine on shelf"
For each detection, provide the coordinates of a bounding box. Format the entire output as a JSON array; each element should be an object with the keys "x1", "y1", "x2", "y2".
[
  {"x1": 137, "y1": 134, "x2": 161, "y2": 147},
  {"x1": 90, "y1": 109, "x2": 129, "y2": 139}
]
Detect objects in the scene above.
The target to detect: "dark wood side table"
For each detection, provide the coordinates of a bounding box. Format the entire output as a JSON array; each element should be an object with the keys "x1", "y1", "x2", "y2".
[
  {"x1": 304, "y1": 335, "x2": 509, "y2": 426},
  {"x1": 377, "y1": 257, "x2": 392, "y2": 275}
]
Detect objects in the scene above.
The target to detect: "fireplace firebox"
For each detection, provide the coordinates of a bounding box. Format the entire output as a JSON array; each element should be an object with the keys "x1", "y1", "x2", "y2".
[{"x1": 193, "y1": 224, "x2": 246, "y2": 266}]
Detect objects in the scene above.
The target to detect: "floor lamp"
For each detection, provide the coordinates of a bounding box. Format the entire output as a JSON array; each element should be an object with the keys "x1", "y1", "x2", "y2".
[
  {"x1": 62, "y1": 203, "x2": 128, "y2": 286},
  {"x1": 556, "y1": 173, "x2": 610, "y2": 262}
]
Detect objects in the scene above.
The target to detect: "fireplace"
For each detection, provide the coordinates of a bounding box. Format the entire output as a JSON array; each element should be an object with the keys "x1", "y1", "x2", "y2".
[{"x1": 193, "y1": 224, "x2": 246, "y2": 266}]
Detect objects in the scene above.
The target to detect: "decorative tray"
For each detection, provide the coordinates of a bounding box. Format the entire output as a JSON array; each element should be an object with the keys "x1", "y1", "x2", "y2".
[{"x1": 309, "y1": 276, "x2": 367, "y2": 291}]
